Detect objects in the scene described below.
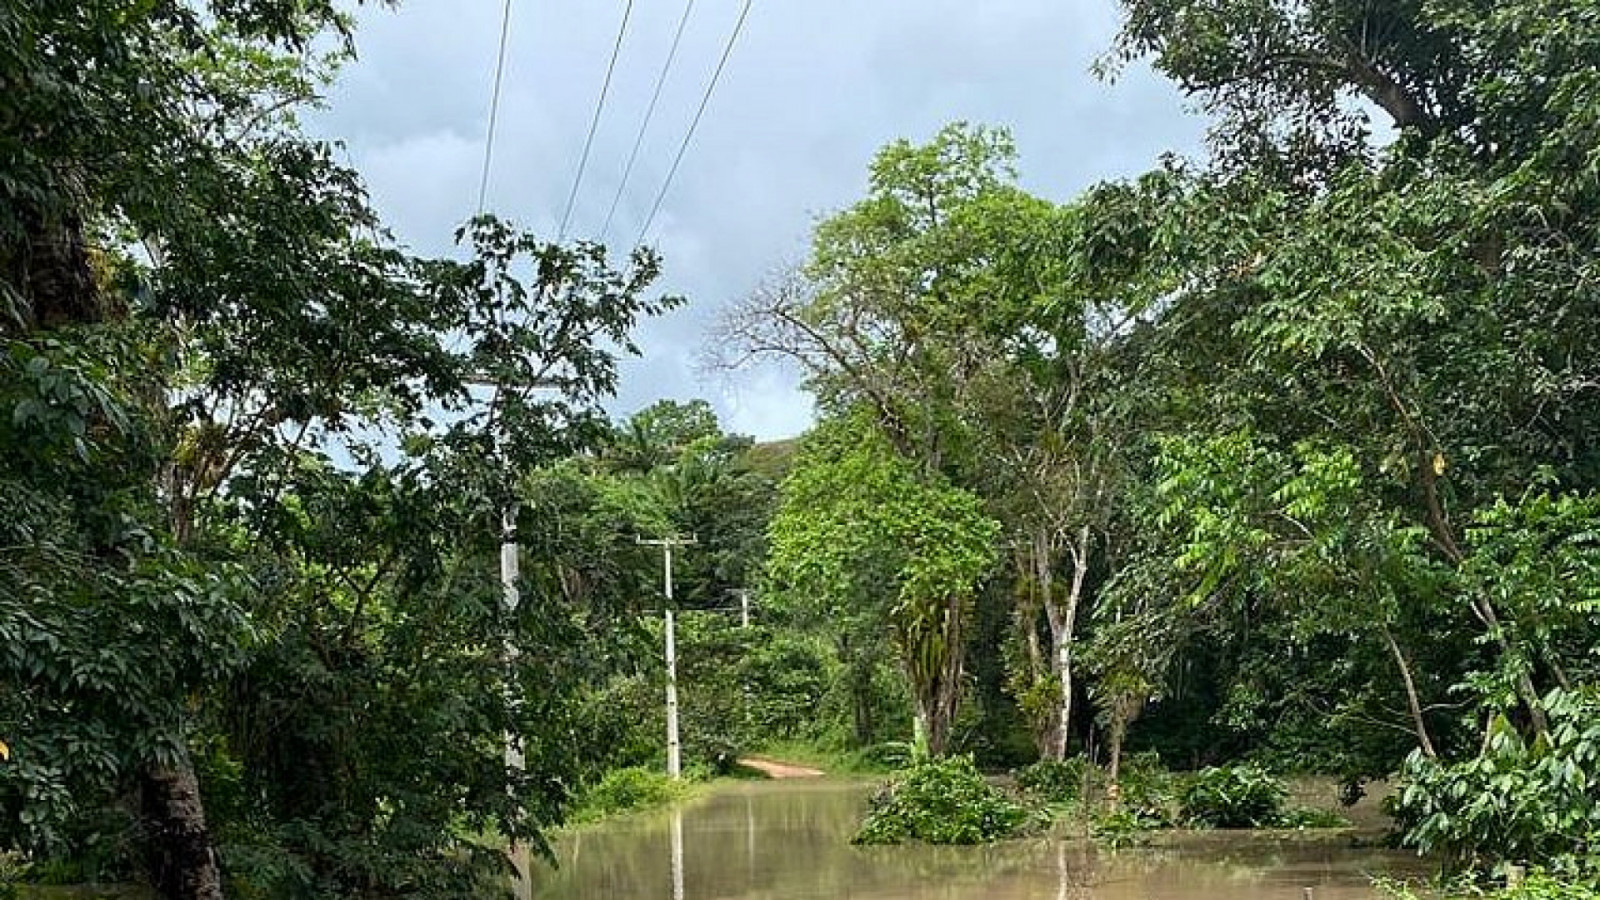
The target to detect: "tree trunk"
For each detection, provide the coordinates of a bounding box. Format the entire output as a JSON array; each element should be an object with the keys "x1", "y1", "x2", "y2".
[
  {"x1": 141, "y1": 758, "x2": 224, "y2": 900},
  {"x1": 912, "y1": 709, "x2": 929, "y2": 758},
  {"x1": 1381, "y1": 625, "x2": 1437, "y2": 758},
  {"x1": 14, "y1": 209, "x2": 225, "y2": 900},
  {"x1": 145, "y1": 491, "x2": 225, "y2": 899},
  {"x1": 1107, "y1": 715, "x2": 1126, "y2": 810},
  {"x1": 1051, "y1": 636, "x2": 1073, "y2": 761},
  {"x1": 1029, "y1": 528, "x2": 1062, "y2": 759},
  {"x1": 1045, "y1": 524, "x2": 1090, "y2": 761},
  {"x1": 913, "y1": 594, "x2": 966, "y2": 757}
]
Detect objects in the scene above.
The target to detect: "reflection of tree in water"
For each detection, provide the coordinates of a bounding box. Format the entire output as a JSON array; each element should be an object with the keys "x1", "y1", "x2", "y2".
[{"x1": 1057, "y1": 841, "x2": 1094, "y2": 900}]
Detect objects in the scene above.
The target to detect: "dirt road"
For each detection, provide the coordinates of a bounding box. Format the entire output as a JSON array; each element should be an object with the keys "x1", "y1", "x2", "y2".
[{"x1": 738, "y1": 757, "x2": 825, "y2": 779}]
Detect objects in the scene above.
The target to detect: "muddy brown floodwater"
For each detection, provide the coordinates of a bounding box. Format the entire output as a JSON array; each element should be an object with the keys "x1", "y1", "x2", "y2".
[{"x1": 530, "y1": 779, "x2": 1431, "y2": 900}]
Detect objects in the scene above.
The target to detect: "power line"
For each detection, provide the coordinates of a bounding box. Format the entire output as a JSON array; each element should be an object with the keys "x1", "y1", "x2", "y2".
[
  {"x1": 476, "y1": 0, "x2": 515, "y2": 215},
  {"x1": 597, "y1": 0, "x2": 698, "y2": 245},
  {"x1": 557, "y1": 0, "x2": 636, "y2": 242},
  {"x1": 633, "y1": 0, "x2": 753, "y2": 251}
]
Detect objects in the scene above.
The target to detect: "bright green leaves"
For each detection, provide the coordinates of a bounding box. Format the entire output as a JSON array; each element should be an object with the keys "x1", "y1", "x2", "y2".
[
  {"x1": 1394, "y1": 687, "x2": 1600, "y2": 874},
  {"x1": 768, "y1": 418, "x2": 998, "y2": 622},
  {"x1": 767, "y1": 415, "x2": 999, "y2": 755},
  {"x1": 852, "y1": 754, "x2": 1031, "y2": 845},
  {"x1": 1150, "y1": 429, "x2": 1438, "y2": 627},
  {"x1": 1464, "y1": 493, "x2": 1600, "y2": 624},
  {"x1": 3, "y1": 1, "x2": 685, "y2": 890},
  {"x1": 1456, "y1": 492, "x2": 1600, "y2": 705}
]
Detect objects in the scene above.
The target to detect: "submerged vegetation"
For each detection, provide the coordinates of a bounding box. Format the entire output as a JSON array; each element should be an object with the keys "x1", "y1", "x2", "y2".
[
  {"x1": 853, "y1": 755, "x2": 1032, "y2": 846},
  {"x1": 4, "y1": 0, "x2": 1600, "y2": 897},
  {"x1": 567, "y1": 767, "x2": 695, "y2": 825}
]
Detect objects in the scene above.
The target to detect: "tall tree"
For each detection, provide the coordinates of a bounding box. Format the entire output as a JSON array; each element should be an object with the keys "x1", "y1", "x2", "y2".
[
  {"x1": 766, "y1": 415, "x2": 999, "y2": 756},
  {"x1": 1, "y1": 2, "x2": 681, "y2": 896}
]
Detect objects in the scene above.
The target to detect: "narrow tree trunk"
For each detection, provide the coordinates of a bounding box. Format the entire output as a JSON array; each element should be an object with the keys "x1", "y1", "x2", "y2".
[
  {"x1": 1381, "y1": 625, "x2": 1437, "y2": 758},
  {"x1": 1029, "y1": 528, "x2": 1062, "y2": 759},
  {"x1": 1106, "y1": 714, "x2": 1126, "y2": 810},
  {"x1": 141, "y1": 759, "x2": 224, "y2": 900},
  {"x1": 1052, "y1": 636, "x2": 1073, "y2": 761},
  {"x1": 1547, "y1": 656, "x2": 1572, "y2": 692},
  {"x1": 1108, "y1": 714, "x2": 1125, "y2": 783},
  {"x1": 1046, "y1": 524, "x2": 1090, "y2": 761}
]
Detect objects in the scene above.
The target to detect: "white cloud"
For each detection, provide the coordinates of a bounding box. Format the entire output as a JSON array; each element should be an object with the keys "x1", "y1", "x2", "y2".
[{"x1": 309, "y1": 0, "x2": 1208, "y2": 441}]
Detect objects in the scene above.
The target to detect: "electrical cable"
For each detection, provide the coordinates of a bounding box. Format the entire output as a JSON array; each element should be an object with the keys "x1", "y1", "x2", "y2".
[
  {"x1": 476, "y1": 0, "x2": 515, "y2": 215},
  {"x1": 557, "y1": 0, "x2": 636, "y2": 242},
  {"x1": 632, "y1": 0, "x2": 753, "y2": 250},
  {"x1": 597, "y1": 0, "x2": 698, "y2": 244}
]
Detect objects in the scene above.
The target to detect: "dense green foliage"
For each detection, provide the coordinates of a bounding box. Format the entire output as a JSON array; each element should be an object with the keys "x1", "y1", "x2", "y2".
[
  {"x1": 1179, "y1": 765, "x2": 1289, "y2": 829},
  {"x1": 852, "y1": 755, "x2": 1031, "y2": 845},
  {"x1": 766, "y1": 415, "x2": 999, "y2": 756},
  {"x1": 6, "y1": 0, "x2": 1600, "y2": 892},
  {"x1": 722, "y1": 0, "x2": 1600, "y2": 880},
  {"x1": 568, "y1": 767, "x2": 690, "y2": 824},
  {"x1": 1393, "y1": 689, "x2": 1600, "y2": 878},
  {"x1": 1, "y1": 2, "x2": 685, "y2": 897},
  {"x1": 1015, "y1": 757, "x2": 1096, "y2": 804}
]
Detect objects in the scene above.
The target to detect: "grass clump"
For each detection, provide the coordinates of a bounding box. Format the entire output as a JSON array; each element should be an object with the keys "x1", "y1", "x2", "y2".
[{"x1": 853, "y1": 754, "x2": 1032, "y2": 845}]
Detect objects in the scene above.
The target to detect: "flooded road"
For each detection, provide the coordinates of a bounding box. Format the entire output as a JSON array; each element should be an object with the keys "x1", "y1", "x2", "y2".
[{"x1": 530, "y1": 780, "x2": 1428, "y2": 899}]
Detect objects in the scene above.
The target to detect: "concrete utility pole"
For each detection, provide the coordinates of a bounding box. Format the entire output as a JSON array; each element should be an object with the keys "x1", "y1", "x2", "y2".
[
  {"x1": 734, "y1": 589, "x2": 754, "y2": 730},
  {"x1": 501, "y1": 503, "x2": 522, "y2": 758},
  {"x1": 735, "y1": 588, "x2": 752, "y2": 628},
  {"x1": 639, "y1": 535, "x2": 697, "y2": 779},
  {"x1": 500, "y1": 503, "x2": 530, "y2": 900},
  {"x1": 499, "y1": 499, "x2": 531, "y2": 890},
  {"x1": 465, "y1": 374, "x2": 554, "y2": 900}
]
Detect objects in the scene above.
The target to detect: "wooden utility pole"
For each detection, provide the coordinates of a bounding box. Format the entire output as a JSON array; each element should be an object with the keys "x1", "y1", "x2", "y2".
[{"x1": 639, "y1": 535, "x2": 697, "y2": 779}]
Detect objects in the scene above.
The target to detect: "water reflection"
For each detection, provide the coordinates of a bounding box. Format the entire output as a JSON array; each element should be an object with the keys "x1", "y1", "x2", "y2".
[
  {"x1": 670, "y1": 808, "x2": 683, "y2": 900},
  {"x1": 531, "y1": 780, "x2": 1426, "y2": 900}
]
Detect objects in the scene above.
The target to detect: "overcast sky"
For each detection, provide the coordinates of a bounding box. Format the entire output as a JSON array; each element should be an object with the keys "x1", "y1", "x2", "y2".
[{"x1": 309, "y1": 0, "x2": 1208, "y2": 441}]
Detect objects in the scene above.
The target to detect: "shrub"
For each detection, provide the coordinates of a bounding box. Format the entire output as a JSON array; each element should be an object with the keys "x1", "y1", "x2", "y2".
[
  {"x1": 1116, "y1": 752, "x2": 1182, "y2": 827},
  {"x1": 572, "y1": 767, "x2": 687, "y2": 822},
  {"x1": 860, "y1": 741, "x2": 914, "y2": 770},
  {"x1": 1380, "y1": 872, "x2": 1600, "y2": 900},
  {"x1": 1391, "y1": 689, "x2": 1600, "y2": 876},
  {"x1": 1017, "y1": 756, "x2": 1097, "y2": 803},
  {"x1": 1179, "y1": 764, "x2": 1288, "y2": 828},
  {"x1": 853, "y1": 755, "x2": 1032, "y2": 845},
  {"x1": 1092, "y1": 807, "x2": 1151, "y2": 849},
  {"x1": 1493, "y1": 874, "x2": 1600, "y2": 900}
]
